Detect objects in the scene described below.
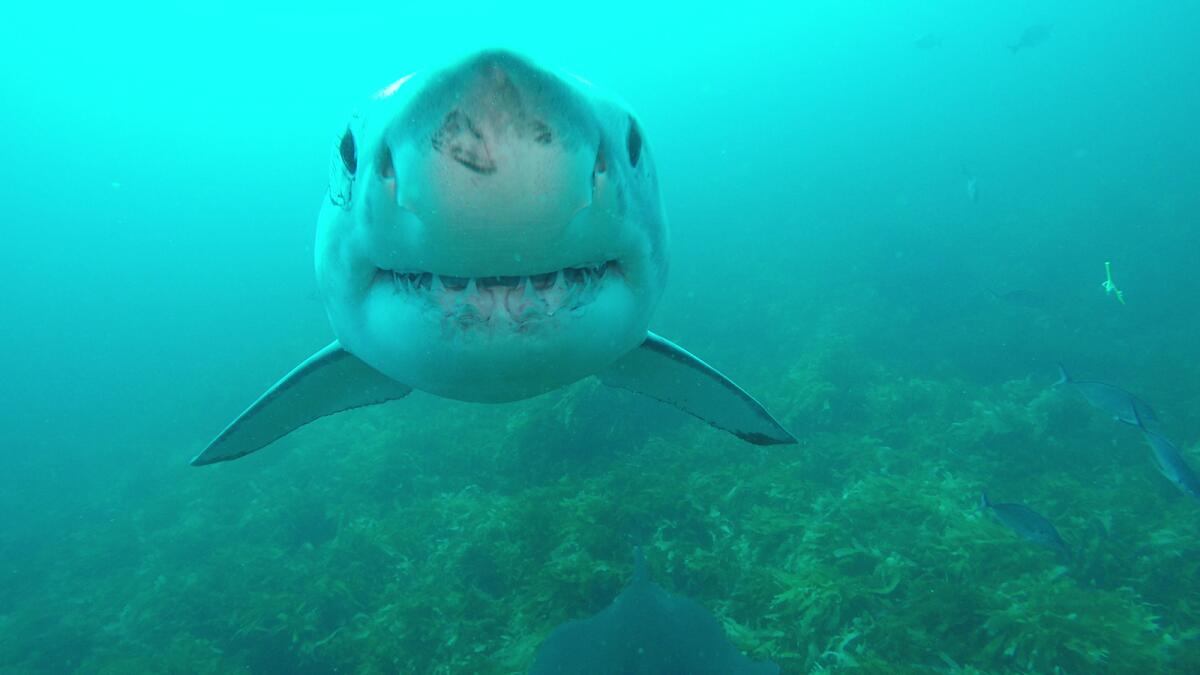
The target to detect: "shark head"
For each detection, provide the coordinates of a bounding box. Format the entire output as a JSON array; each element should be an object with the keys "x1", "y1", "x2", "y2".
[
  {"x1": 193, "y1": 50, "x2": 795, "y2": 466},
  {"x1": 316, "y1": 50, "x2": 667, "y2": 402}
]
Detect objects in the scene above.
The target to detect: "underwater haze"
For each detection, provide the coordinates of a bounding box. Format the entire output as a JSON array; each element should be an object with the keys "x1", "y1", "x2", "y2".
[{"x1": 4, "y1": 0, "x2": 1200, "y2": 672}]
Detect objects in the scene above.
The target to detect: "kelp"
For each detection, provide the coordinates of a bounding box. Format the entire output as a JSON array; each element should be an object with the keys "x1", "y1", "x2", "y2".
[{"x1": 4, "y1": 288, "x2": 1200, "y2": 673}]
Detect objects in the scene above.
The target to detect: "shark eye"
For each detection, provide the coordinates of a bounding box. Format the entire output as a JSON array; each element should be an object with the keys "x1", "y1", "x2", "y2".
[
  {"x1": 339, "y1": 128, "x2": 358, "y2": 175},
  {"x1": 626, "y1": 117, "x2": 642, "y2": 168}
]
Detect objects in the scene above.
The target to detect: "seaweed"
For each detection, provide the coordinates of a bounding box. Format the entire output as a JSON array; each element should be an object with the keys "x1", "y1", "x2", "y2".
[{"x1": 4, "y1": 286, "x2": 1200, "y2": 673}]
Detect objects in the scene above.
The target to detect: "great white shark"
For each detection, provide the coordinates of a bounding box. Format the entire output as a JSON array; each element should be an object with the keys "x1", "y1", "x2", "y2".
[{"x1": 192, "y1": 50, "x2": 795, "y2": 466}]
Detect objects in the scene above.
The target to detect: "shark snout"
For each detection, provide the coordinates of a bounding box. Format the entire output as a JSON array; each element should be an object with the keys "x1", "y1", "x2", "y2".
[
  {"x1": 372, "y1": 51, "x2": 605, "y2": 274},
  {"x1": 396, "y1": 50, "x2": 595, "y2": 178}
]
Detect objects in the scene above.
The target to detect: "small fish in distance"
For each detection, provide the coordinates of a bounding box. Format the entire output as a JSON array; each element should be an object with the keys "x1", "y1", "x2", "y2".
[
  {"x1": 1132, "y1": 405, "x2": 1200, "y2": 501},
  {"x1": 980, "y1": 493, "x2": 1070, "y2": 558},
  {"x1": 1055, "y1": 363, "x2": 1158, "y2": 430},
  {"x1": 1008, "y1": 24, "x2": 1052, "y2": 54}
]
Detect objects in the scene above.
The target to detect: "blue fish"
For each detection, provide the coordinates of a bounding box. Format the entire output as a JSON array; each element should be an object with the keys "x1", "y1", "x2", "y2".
[
  {"x1": 980, "y1": 493, "x2": 1069, "y2": 558},
  {"x1": 1055, "y1": 364, "x2": 1159, "y2": 430},
  {"x1": 1132, "y1": 406, "x2": 1200, "y2": 501},
  {"x1": 1008, "y1": 24, "x2": 1053, "y2": 54}
]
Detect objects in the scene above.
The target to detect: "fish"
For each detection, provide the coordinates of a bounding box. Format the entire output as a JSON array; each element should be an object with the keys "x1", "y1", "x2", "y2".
[
  {"x1": 1054, "y1": 363, "x2": 1159, "y2": 430},
  {"x1": 192, "y1": 50, "x2": 796, "y2": 466},
  {"x1": 1008, "y1": 24, "x2": 1053, "y2": 54},
  {"x1": 530, "y1": 548, "x2": 778, "y2": 674},
  {"x1": 914, "y1": 33, "x2": 942, "y2": 49},
  {"x1": 980, "y1": 493, "x2": 1069, "y2": 557},
  {"x1": 1132, "y1": 405, "x2": 1200, "y2": 500}
]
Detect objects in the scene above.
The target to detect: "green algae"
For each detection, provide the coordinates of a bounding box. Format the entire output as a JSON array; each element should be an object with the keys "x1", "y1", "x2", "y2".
[{"x1": 3, "y1": 302, "x2": 1200, "y2": 673}]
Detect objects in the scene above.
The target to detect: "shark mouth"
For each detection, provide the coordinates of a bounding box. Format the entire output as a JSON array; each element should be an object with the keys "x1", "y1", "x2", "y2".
[{"x1": 375, "y1": 261, "x2": 618, "y2": 325}]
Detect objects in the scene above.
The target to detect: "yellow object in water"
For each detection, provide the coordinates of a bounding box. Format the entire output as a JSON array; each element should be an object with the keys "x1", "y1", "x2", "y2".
[{"x1": 1101, "y1": 261, "x2": 1125, "y2": 305}]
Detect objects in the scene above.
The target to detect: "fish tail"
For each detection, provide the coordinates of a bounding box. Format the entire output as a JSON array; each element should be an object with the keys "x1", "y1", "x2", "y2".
[
  {"x1": 979, "y1": 492, "x2": 990, "y2": 509},
  {"x1": 1054, "y1": 363, "x2": 1071, "y2": 386},
  {"x1": 1130, "y1": 401, "x2": 1146, "y2": 431}
]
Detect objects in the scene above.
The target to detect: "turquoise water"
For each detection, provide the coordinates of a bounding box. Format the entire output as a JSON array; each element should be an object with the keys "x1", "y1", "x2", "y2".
[{"x1": 3, "y1": 1, "x2": 1199, "y2": 672}]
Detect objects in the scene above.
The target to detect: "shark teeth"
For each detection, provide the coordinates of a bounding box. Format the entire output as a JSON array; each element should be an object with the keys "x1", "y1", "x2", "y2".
[
  {"x1": 387, "y1": 262, "x2": 612, "y2": 295},
  {"x1": 530, "y1": 271, "x2": 556, "y2": 290},
  {"x1": 381, "y1": 261, "x2": 616, "y2": 322},
  {"x1": 391, "y1": 271, "x2": 433, "y2": 291}
]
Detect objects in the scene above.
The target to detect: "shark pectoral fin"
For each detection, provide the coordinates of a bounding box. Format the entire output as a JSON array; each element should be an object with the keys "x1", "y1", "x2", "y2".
[
  {"x1": 191, "y1": 341, "x2": 412, "y2": 466},
  {"x1": 599, "y1": 332, "x2": 797, "y2": 446}
]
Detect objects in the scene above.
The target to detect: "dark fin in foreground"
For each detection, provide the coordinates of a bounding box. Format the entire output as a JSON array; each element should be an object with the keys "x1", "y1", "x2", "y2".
[
  {"x1": 530, "y1": 548, "x2": 779, "y2": 674},
  {"x1": 599, "y1": 332, "x2": 797, "y2": 445},
  {"x1": 191, "y1": 341, "x2": 412, "y2": 466},
  {"x1": 633, "y1": 545, "x2": 648, "y2": 583}
]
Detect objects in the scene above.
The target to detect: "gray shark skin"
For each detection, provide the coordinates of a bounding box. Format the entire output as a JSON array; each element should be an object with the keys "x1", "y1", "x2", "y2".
[{"x1": 193, "y1": 50, "x2": 795, "y2": 466}]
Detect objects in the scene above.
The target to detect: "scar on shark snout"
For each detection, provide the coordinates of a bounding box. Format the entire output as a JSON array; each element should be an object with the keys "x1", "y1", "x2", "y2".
[{"x1": 431, "y1": 110, "x2": 497, "y2": 174}]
